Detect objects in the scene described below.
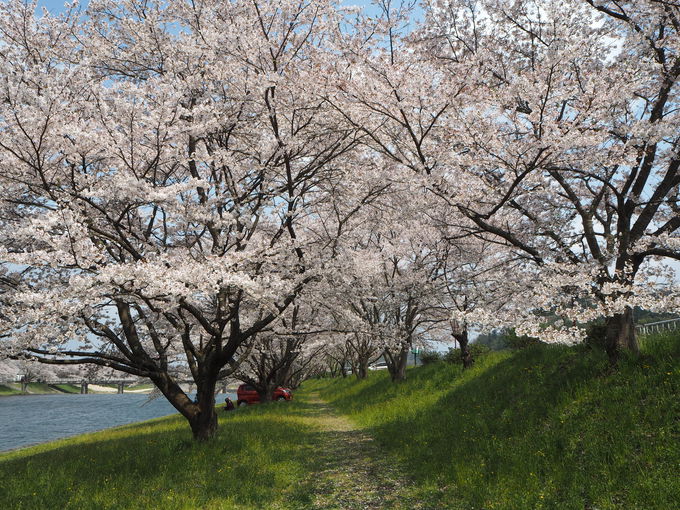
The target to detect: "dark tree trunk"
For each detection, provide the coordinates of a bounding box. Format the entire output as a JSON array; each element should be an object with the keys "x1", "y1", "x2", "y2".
[
  {"x1": 386, "y1": 344, "x2": 410, "y2": 382},
  {"x1": 151, "y1": 372, "x2": 219, "y2": 441},
  {"x1": 189, "y1": 377, "x2": 219, "y2": 441},
  {"x1": 355, "y1": 359, "x2": 369, "y2": 379},
  {"x1": 339, "y1": 356, "x2": 349, "y2": 378},
  {"x1": 256, "y1": 380, "x2": 278, "y2": 403},
  {"x1": 605, "y1": 306, "x2": 638, "y2": 364},
  {"x1": 453, "y1": 330, "x2": 474, "y2": 369},
  {"x1": 390, "y1": 354, "x2": 408, "y2": 382},
  {"x1": 188, "y1": 404, "x2": 218, "y2": 441}
]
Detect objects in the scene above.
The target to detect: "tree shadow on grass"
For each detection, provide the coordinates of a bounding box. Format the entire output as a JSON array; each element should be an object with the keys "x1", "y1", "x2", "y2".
[{"x1": 0, "y1": 400, "x2": 336, "y2": 510}]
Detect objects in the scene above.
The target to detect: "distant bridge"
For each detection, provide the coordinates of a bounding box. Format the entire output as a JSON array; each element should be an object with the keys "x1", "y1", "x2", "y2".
[
  {"x1": 636, "y1": 318, "x2": 680, "y2": 336},
  {"x1": 0, "y1": 378, "x2": 135, "y2": 394},
  {"x1": 0, "y1": 378, "x2": 238, "y2": 395}
]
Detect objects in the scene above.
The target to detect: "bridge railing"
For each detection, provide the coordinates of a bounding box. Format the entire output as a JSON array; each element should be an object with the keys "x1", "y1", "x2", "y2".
[{"x1": 635, "y1": 317, "x2": 680, "y2": 336}]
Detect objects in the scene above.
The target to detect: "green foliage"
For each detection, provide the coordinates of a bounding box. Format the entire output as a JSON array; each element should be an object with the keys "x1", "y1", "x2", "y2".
[
  {"x1": 310, "y1": 332, "x2": 680, "y2": 509},
  {"x1": 475, "y1": 329, "x2": 509, "y2": 350},
  {"x1": 503, "y1": 328, "x2": 541, "y2": 349},
  {"x1": 442, "y1": 347, "x2": 460, "y2": 364},
  {"x1": 419, "y1": 351, "x2": 442, "y2": 365},
  {"x1": 469, "y1": 343, "x2": 491, "y2": 358},
  {"x1": 633, "y1": 307, "x2": 679, "y2": 324},
  {"x1": 584, "y1": 320, "x2": 608, "y2": 350},
  {"x1": 442, "y1": 343, "x2": 491, "y2": 365}
]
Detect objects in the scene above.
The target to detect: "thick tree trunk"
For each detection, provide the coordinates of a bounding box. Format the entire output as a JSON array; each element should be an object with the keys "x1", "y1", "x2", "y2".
[
  {"x1": 151, "y1": 372, "x2": 219, "y2": 441},
  {"x1": 189, "y1": 377, "x2": 219, "y2": 441},
  {"x1": 387, "y1": 345, "x2": 409, "y2": 382},
  {"x1": 390, "y1": 354, "x2": 408, "y2": 382},
  {"x1": 355, "y1": 359, "x2": 369, "y2": 379},
  {"x1": 189, "y1": 405, "x2": 218, "y2": 441},
  {"x1": 605, "y1": 306, "x2": 639, "y2": 364},
  {"x1": 257, "y1": 382, "x2": 278, "y2": 403},
  {"x1": 454, "y1": 331, "x2": 474, "y2": 369}
]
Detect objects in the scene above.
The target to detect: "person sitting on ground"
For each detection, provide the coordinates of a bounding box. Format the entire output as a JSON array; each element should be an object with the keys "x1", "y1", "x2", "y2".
[{"x1": 224, "y1": 397, "x2": 235, "y2": 411}]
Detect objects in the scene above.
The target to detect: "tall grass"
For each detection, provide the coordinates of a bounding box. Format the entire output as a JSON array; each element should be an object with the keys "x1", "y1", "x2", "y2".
[{"x1": 307, "y1": 333, "x2": 680, "y2": 509}]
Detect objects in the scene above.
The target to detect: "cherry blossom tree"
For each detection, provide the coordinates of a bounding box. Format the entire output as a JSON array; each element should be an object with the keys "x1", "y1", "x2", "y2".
[
  {"x1": 424, "y1": 0, "x2": 680, "y2": 361},
  {"x1": 0, "y1": 359, "x2": 57, "y2": 384},
  {"x1": 332, "y1": 0, "x2": 680, "y2": 363},
  {"x1": 318, "y1": 335, "x2": 353, "y2": 377},
  {"x1": 430, "y1": 236, "x2": 515, "y2": 368},
  {"x1": 234, "y1": 302, "x2": 326, "y2": 401},
  {"x1": 0, "y1": 0, "x2": 360, "y2": 439},
  {"x1": 313, "y1": 155, "x2": 443, "y2": 381}
]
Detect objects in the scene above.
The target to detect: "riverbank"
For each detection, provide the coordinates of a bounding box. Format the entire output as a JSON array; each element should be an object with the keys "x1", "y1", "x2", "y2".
[
  {"x1": 0, "y1": 383, "x2": 238, "y2": 396},
  {"x1": 0, "y1": 392, "x2": 423, "y2": 510},
  {"x1": 0, "y1": 383, "x2": 80, "y2": 396},
  {"x1": 1, "y1": 333, "x2": 678, "y2": 509},
  {"x1": 0, "y1": 383, "x2": 156, "y2": 396}
]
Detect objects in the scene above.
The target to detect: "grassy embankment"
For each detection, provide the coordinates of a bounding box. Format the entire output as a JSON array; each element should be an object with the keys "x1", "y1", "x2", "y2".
[
  {"x1": 0, "y1": 395, "x2": 344, "y2": 510},
  {"x1": 0, "y1": 383, "x2": 156, "y2": 395},
  {"x1": 307, "y1": 332, "x2": 680, "y2": 509},
  {"x1": 0, "y1": 383, "x2": 80, "y2": 396},
  {"x1": 1, "y1": 332, "x2": 678, "y2": 509}
]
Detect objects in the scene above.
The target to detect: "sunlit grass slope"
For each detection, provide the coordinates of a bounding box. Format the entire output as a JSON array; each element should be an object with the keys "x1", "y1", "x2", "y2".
[
  {"x1": 0, "y1": 398, "x2": 330, "y2": 510},
  {"x1": 1, "y1": 333, "x2": 677, "y2": 510},
  {"x1": 308, "y1": 333, "x2": 680, "y2": 510}
]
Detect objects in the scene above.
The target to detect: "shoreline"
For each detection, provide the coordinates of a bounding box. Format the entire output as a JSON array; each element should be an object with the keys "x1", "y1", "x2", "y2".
[
  {"x1": 0, "y1": 385, "x2": 239, "y2": 397},
  {"x1": 0, "y1": 383, "x2": 155, "y2": 397}
]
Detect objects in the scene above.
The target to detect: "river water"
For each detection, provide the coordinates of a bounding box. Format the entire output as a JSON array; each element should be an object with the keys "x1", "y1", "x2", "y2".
[{"x1": 0, "y1": 392, "x2": 236, "y2": 452}]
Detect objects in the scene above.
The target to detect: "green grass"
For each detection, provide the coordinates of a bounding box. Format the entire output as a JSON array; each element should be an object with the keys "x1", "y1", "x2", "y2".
[
  {"x1": 2, "y1": 333, "x2": 677, "y2": 509},
  {"x1": 306, "y1": 332, "x2": 680, "y2": 509},
  {"x1": 0, "y1": 384, "x2": 19, "y2": 396},
  {"x1": 27, "y1": 383, "x2": 61, "y2": 393},
  {"x1": 0, "y1": 383, "x2": 67, "y2": 396},
  {"x1": 0, "y1": 397, "x2": 342, "y2": 510}
]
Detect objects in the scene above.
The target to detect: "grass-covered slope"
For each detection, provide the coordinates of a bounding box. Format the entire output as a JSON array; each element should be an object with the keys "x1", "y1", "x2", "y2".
[
  {"x1": 0, "y1": 382, "x2": 81, "y2": 396},
  {"x1": 307, "y1": 333, "x2": 680, "y2": 509},
  {"x1": 0, "y1": 399, "x2": 332, "y2": 510},
  {"x1": 1, "y1": 334, "x2": 677, "y2": 510},
  {"x1": 0, "y1": 384, "x2": 17, "y2": 396}
]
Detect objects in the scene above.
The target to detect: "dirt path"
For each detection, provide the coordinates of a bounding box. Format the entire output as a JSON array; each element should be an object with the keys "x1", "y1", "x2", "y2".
[{"x1": 301, "y1": 393, "x2": 423, "y2": 510}]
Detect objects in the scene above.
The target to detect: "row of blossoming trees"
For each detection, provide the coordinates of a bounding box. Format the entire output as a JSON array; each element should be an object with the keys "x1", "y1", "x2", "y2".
[{"x1": 0, "y1": 0, "x2": 678, "y2": 439}]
